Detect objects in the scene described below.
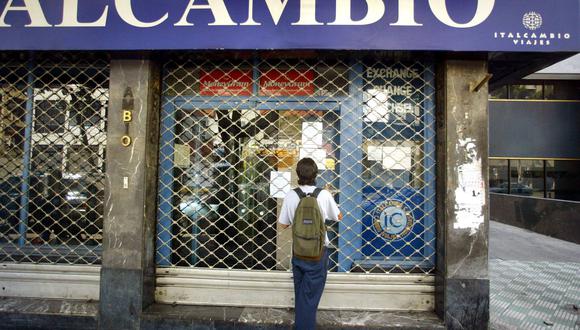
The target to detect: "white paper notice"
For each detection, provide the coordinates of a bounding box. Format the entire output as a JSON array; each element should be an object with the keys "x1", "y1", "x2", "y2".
[
  {"x1": 367, "y1": 146, "x2": 411, "y2": 170},
  {"x1": 270, "y1": 171, "x2": 291, "y2": 198},
  {"x1": 382, "y1": 146, "x2": 412, "y2": 170},
  {"x1": 367, "y1": 146, "x2": 383, "y2": 162},
  {"x1": 299, "y1": 148, "x2": 326, "y2": 168},
  {"x1": 302, "y1": 122, "x2": 323, "y2": 147}
]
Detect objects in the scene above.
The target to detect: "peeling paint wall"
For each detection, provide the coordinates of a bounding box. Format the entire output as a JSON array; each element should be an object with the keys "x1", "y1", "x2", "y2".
[
  {"x1": 454, "y1": 138, "x2": 485, "y2": 235},
  {"x1": 436, "y1": 60, "x2": 490, "y2": 330}
]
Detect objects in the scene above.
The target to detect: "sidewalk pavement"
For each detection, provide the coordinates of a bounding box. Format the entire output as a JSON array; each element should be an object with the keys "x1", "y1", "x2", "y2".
[{"x1": 489, "y1": 221, "x2": 580, "y2": 330}]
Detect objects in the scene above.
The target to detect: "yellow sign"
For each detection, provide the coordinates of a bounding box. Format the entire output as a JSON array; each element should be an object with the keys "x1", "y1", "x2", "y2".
[{"x1": 324, "y1": 158, "x2": 335, "y2": 170}]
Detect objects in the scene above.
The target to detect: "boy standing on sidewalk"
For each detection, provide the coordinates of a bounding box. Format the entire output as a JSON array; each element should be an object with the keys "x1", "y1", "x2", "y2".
[{"x1": 278, "y1": 158, "x2": 342, "y2": 330}]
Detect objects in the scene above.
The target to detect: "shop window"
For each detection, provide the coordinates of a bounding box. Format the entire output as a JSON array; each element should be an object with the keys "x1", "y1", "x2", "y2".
[
  {"x1": 0, "y1": 84, "x2": 27, "y2": 173},
  {"x1": 313, "y1": 62, "x2": 349, "y2": 97},
  {"x1": 489, "y1": 159, "x2": 509, "y2": 193},
  {"x1": 489, "y1": 86, "x2": 508, "y2": 99},
  {"x1": 509, "y1": 84, "x2": 543, "y2": 100},
  {"x1": 546, "y1": 160, "x2": 580, "y2": 201},
  {"x1": 65, "y1": 145, "x2": 101, "y2": 175},
  {"x1": 362, "y1": 142, "x2": 421, "y2": 189},
  {"x1": 493, "y1": 82, "x2": 580, "y2": 101},
  {"x1": 158, "y1": 58, "x2": 436, "y2": 274},
  {"x1": 0, "y1": 54, "x2": 109, "y2": 264},
  {"x1": 549, "y1": 81, "x2": 580, "y2": 100},
  {"x1": 491, "y1": 158, "x2": 580, "y2": 202},
  {"x1": 165, "y1": 107, "x2": 338, "y2": 270},
  {"x1": 68, "y1": 88, "x2": 107, "y2": 127},
  {"x1": 32, "y1": 145, "x2": 64, "y2": 176},
  {"x1": 34, "y1": 99, "x2": 67, "y2": 133},
  {"x1": 543, "y1": 84, "x2": 555, "y2": 100},
  {"x1": 545, "y1": 160, "x2": 556, "y2": 198},
  {"x1": 509, "y1": 159, "x2": 544, "y2": 197}
]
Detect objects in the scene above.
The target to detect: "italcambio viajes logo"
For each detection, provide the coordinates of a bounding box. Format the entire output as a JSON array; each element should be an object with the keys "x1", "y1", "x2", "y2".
[{"x1": 523, "y1": 11, "x2": 543, "y2": 30}]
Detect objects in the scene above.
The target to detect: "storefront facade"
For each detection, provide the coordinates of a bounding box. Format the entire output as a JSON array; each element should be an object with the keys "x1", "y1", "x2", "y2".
[
  {"x1": 153, "y1": 55, "x2": 436, "y2": 310},
  {"x1": 488, "y1": 60, "x2": 580, "y2": 244},
  {"x1": 0, "y1": 1, "x2": 578, "y2": 329}
]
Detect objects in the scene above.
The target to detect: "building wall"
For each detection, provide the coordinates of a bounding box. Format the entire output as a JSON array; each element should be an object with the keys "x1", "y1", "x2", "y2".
[
  {"x1": 0, "y1": 53, "x2": 491, "y2": 330},
  {"x1": 490, "y1": 193, "x2": 580, "y2": 244},
  {"x1": 488, "y1": 79, "x2": 580, "y2": 240}
]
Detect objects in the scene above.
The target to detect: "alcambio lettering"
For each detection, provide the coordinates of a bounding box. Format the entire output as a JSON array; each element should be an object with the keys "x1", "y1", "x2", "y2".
[
  {"x1": 0, "y1": 0, "x2": 50, "y2": 27},
  {"x1": 57, "y1": 0, "x2": 108, "y2": 27},
  {"x1": 0, "y1": 0, "x2": 496, "y2": 28},
  {"x1": 115, "y1": 0, "x2": 168, "y2": 28}
]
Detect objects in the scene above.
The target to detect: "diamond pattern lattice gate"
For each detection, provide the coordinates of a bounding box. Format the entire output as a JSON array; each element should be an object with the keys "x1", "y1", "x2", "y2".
[
  {"x1": 0, "y1": 53, "x2": 109, "y2": 265},
  {"x1": 157, "y1": 55, "x2": 436, "y2": 275}
]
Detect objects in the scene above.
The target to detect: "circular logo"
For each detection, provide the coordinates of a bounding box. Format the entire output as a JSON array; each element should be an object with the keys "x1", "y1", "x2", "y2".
[
  {"x1": 372, "y1": 200, "x2": 414, "y2": 240},
  {"x1": 523, "y1": 12, "x2": 542, "y2": 30}
]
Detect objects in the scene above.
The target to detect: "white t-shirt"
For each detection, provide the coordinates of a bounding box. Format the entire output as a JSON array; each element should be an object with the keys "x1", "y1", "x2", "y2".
[{"x1": 278, "y1": 185, "x2": 341, "y2": 246}]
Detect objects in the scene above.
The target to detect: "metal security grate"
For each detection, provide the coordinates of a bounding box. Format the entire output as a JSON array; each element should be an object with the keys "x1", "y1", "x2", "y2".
[
  {"x1": 157, "y1": 54, "x2": 435, "y2": 274},
  {"x1": 0, "y1": 53, "x2": 109, "y2": 264}
]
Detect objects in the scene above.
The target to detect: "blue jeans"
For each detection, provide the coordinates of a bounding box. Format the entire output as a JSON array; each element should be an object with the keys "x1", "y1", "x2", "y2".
[{"x1": 291, "y1": 249, "x2": 329, "y2": 330}]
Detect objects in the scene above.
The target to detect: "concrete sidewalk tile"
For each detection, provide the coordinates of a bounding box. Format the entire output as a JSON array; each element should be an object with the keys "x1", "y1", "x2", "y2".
[{"x1": 490, "y1": 260, "x2": 580, "y2": 330}]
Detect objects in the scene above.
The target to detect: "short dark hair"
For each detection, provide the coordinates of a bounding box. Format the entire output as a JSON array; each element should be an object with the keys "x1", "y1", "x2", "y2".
[{"x1": 296, "y1": 158, "x2": 318, "y2": 186}]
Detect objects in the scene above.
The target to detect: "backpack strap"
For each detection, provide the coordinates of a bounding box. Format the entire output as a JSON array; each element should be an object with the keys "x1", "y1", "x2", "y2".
[
  {"x1": 294, "y1": 188, "x2": 307, "y2": 199},
  {"x1": 294, "y1": 188, "x2": 322, "y2": 199},
  {"x1": 310, "y1": 188, "x2": 322, "y2": 198}
]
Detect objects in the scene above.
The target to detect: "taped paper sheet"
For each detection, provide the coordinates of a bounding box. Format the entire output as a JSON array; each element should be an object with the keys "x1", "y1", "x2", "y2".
[
  {"x1": 299, "y1": 148, "x2": 326, "y2": 168},
  {"x1": 454, "y1": 138, "x2": 485, "y2": 235},
  {"x1": 301, "y1": 121, "x2": 323, "y2": 147},
  {"x1": 270, "y1": 171, "x2": 291, "y2": 198}
]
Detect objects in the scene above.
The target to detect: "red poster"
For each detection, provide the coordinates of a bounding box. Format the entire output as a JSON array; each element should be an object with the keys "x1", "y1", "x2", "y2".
[
  {"x1": 200, "y1": 69, "x2": 253, "y2": 96},
  {"x1": 260, "y1": 69, "x2": 315, "y2": 96}
]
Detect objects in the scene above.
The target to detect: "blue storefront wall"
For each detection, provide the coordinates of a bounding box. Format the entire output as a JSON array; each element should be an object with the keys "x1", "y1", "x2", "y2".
[{"x1": 155, "y1": 58, "x2": 436, "y2": 273}]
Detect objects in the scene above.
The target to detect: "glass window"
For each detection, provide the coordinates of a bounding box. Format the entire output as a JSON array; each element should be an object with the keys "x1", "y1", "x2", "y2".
[
  {"x1": 0, "y1": 55, "x2": 108, "y2": 264},
  {"x1": 509, "y1": 85, "x2": 543, "y2": 100},
  {"x1": 0, "y1": 85, "x2": 27, "y2": 178},
  {"x1": 543, "y1": 84, "x2": 555, "y2": 100},
  {"x1": 489, "y1": 86, "x2": 508, "y2": 99},
  {"x1": 159, "y1": 59, "x2": 437, "y2": 276},
  {"x1": 65, "y1": 145, "x2": 99, "y2": 175},
  {"x1": 362, "y1": 141, "x2": 422, "y2": 189},
  {"x1": 362, "y1": 61, "x2": 427, "y2": 189},
  {"x1": 546, "y1": 160, "x2": 580, "y2": 201},
  {"x1": 67, "y1": 87, "x2": 107, "y2": 127},
  {"x1": 163, "y1": 107, "x2": 339, "y2": 269},
  {"x1": 489, "y1": 159, "x2": 509, "y2": 193},
  {"x1": 34, "y1": 99, "x2": 67, "y2": 133},
  {"x1": 549, "y1": 81, "x2": 580, "y2": 100},
  {"x1": 509, "y1": 159, "x2": 544, "y2": 197},
  {"x1": 32, "y1": 145, "x2": 64, "y2": 176}
]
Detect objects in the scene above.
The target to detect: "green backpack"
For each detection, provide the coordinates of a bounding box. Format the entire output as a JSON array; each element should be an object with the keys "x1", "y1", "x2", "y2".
[{"x1": 292, "y1": 188, "x2": 326, "y2": 261}]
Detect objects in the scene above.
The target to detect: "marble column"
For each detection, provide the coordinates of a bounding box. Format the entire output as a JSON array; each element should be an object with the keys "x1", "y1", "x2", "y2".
[
  {"x1": 435, "y1": 60, "x2": 490, "y2": 329},
  {"x1": 99, "y1": 58, "x2": 161, "y2": 329}
]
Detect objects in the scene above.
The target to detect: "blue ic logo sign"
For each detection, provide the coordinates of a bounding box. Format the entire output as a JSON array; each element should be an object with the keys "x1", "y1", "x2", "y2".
[{"x1": 372, "y1": 200, "x2": 414, "y2": 240}]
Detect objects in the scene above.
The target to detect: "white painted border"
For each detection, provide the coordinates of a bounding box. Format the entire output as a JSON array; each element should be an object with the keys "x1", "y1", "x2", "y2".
[
  {"x1": 0, "y1": 263, "x2": 100, "y2": 300},
  {"x1": 156, "y1": 268, "x2": 435, "y2": 311}
]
